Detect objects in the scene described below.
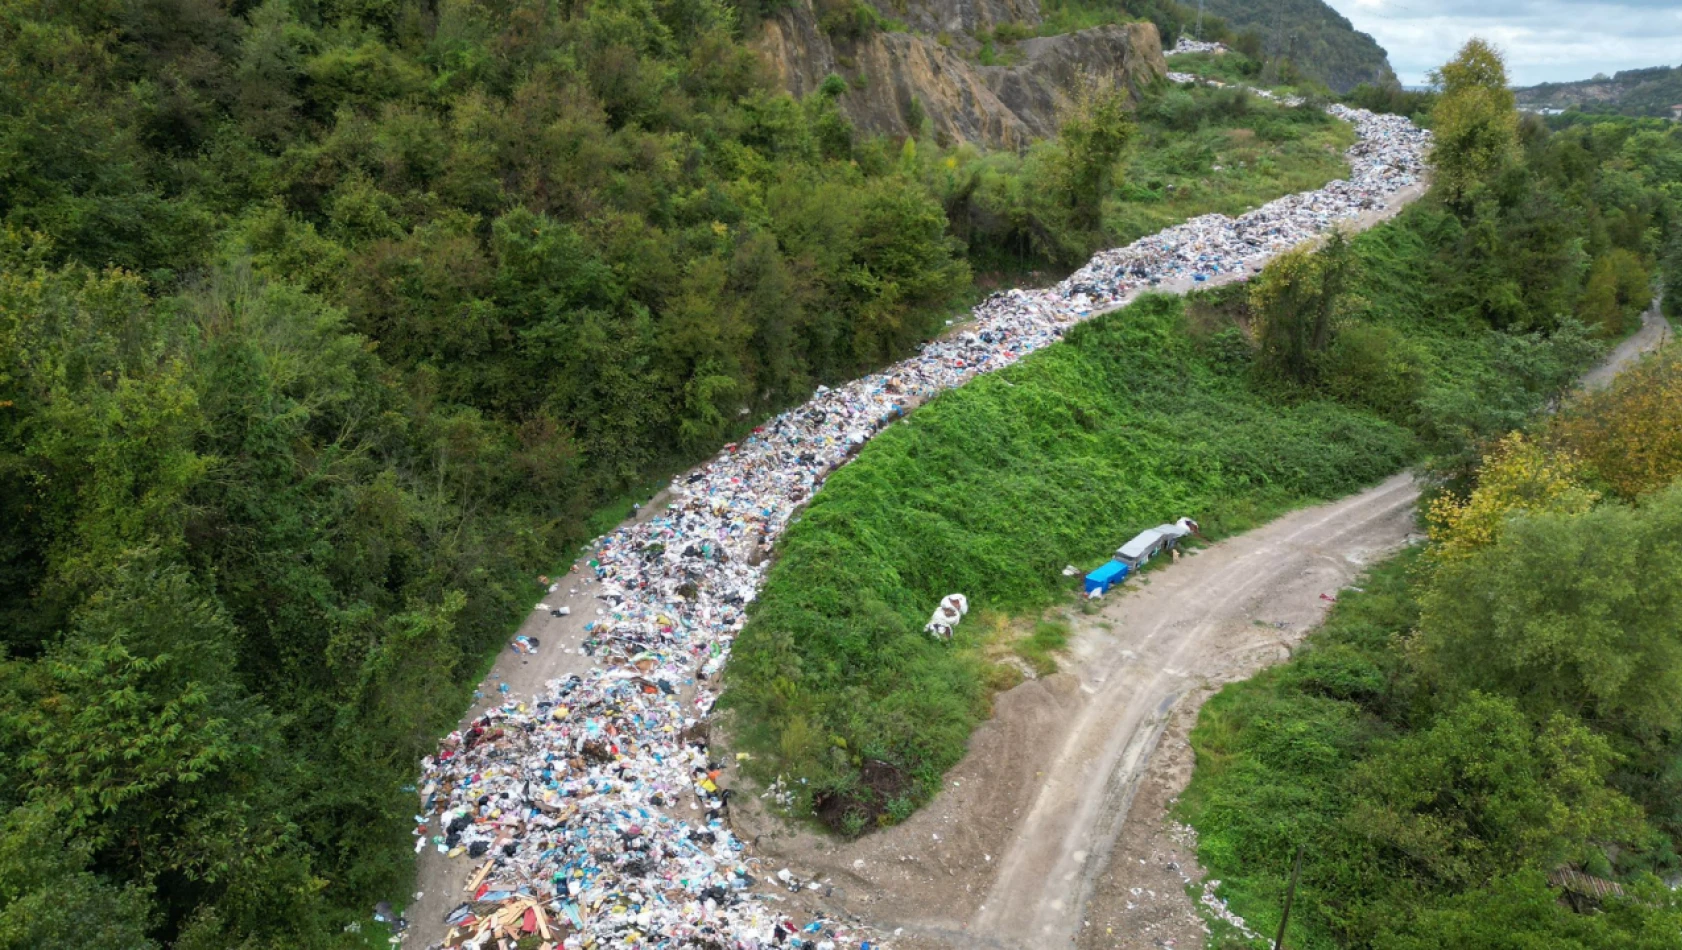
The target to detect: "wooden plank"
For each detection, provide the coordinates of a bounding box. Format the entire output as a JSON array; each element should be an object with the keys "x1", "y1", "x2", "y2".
[{"x1": 465, "y1": 861, "x2": 495, "y2": 893}]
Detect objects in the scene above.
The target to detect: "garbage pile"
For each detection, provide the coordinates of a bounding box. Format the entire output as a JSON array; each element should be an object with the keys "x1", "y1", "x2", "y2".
[
  {"x1": 1060, "y1": 96, "x2": 1430, "y2": 309},
  {"x1": 923, "y1": 593, "x2": 970, "y2": 640},
  {"x1": 412, "y1": 82, "x2": 1430, "y2": 950},
  {"x1": 1168, "y1": 37, "x2": 1227, "y2": 55}
]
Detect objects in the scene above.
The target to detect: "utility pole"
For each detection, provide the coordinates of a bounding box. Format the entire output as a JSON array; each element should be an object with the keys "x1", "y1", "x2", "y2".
[
  {"x1": 1196, "y1": 0, "x2": 1204, "y2": 39},
  {"x1": 1273, "y1": 845, "x2": 1305, "y2": 950}
]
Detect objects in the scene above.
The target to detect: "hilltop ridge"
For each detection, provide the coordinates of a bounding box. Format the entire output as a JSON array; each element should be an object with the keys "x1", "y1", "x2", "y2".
[
  {"x1": 1516, "y1": 64, "x2": 1682, "y2": 118},
  {"x1": 1197, "y1": 0, "x2": 1395, "y2": 92}
]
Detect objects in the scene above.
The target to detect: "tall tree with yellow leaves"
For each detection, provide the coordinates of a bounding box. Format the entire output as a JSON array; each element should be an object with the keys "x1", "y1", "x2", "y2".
[
  {"x1": 1553, "y1": 349, "x2": 1682, "y2": 500},
  {"x1": 1429, "y1": 39, "x2": 1520, "y2": 214},
  {"x1": 1426, "y1": 431, "x2": 1599, "y2": 564}
]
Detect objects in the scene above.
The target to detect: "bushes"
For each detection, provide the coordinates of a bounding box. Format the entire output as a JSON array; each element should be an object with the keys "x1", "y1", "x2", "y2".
[
  {"x1": 1179, "y1": 337, "x2": 1682, "y2": 947},
  {"x1": 1552, "y1": 349, "x2": 1682, "y2": 501},
  {"x1": 1319, "y1": 323, "x2": 1427, "y2": 423},
  {"x1": 1579, "y1": 247, "x2": 1652, "y2": 336},
  {"x1": 1179, "y1": 534, "x2": 1682, "y2": 948},
  {"x1": 928, "y1": 80, "x2": 1355, "y2": 273}
]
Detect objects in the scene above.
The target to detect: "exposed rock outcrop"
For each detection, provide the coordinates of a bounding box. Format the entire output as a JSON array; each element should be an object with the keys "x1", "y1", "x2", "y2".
[{"x1": 756, "y1": 0, "x2": 1166, "y2": 149}]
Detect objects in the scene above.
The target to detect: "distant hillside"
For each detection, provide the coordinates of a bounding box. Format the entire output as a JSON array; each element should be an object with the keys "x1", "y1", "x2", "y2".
[
  {"x1": 1516, "y1": 65, "x2": 1682, "y2": 118},
  {"x1": 1199, "y1": 0, "x2": 1395, "y2": 93}
]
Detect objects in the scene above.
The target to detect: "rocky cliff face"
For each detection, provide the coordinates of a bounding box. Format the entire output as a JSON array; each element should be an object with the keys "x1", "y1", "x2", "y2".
[{"x1": 756, "y1": 0, "x2": 1166, "y2": 149}]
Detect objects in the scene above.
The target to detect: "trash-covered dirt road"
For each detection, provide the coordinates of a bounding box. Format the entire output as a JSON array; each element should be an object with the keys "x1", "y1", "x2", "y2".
[{"x1": 401, "y1": 75, "x2": 1433, "y2": 949}]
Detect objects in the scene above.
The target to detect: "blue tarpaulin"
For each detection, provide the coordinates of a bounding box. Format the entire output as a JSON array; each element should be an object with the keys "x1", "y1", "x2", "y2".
[{"x1": 1084, "y1": 560, "x2": 1129, "y2": 594}]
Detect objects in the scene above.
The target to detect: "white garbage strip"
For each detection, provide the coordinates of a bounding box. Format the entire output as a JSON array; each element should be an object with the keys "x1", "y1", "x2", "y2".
[
  {"x1": 412, "y1": 84, "x2": 1430, "y2": 950},
  {"x1": 1168, "y1": 37, "x2": 1228, "y2": 56}
]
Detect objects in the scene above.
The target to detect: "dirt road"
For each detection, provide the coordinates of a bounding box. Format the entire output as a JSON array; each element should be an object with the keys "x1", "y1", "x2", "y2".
[
  {"x1": 1582, "y1": 296, "x2": 1671, "y2": 390},
  {"x1": 733, "y1": 476, "x2": 1419, "y2": 949},
  {"x1": 973, "y1": 474, "x2": 1421, "y2": 947}
]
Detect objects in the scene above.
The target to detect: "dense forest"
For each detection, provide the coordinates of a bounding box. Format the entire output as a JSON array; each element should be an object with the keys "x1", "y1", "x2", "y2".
[
  {"x1": 1196, "y1": 0, "x2": 1394, "y2": 92},
  {"x1": 725, "y1": 40, "x2": 1682, "y2": 833},
  {"x1": 0, "y1": 0, "x2": 1392, "y2": 945}
]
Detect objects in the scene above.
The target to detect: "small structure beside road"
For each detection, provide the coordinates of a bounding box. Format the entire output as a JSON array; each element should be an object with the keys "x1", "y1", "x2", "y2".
[{"x1": 1116, "y1": 517, "x2": 1201, "y2": 571}]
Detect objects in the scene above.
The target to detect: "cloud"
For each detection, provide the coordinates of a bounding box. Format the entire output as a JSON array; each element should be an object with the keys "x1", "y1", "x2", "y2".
[{"x1": 1328, "y1": 0, "x2": 1682, "y2": 86}]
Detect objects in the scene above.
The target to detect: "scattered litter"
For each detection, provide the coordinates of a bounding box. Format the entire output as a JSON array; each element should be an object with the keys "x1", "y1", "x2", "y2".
[{"x1": 924, "y1": 593, "x2": 970, "y2": 641}]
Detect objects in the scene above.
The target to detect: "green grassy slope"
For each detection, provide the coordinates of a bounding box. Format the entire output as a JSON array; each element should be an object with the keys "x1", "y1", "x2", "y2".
[{"x1": 724, "y1": 290, "x2": 1414, "y2": 833}]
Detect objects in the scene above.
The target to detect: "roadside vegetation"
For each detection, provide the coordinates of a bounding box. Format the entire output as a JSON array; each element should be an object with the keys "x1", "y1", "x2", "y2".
[
  {"x1": 1180, "y1": 349, "x2": 1682, "y2": 947},
  {"x1": 724, "y1": 39, "x2": 1676, "y2": 836},
  {"x1": 1174, "y1": 41, "x2": 1682, "y2": 947}
]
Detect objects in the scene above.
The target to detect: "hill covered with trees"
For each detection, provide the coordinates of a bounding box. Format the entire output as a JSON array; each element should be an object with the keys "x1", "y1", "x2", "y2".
[
  {"x1": 1197, "y1": 0, "x2": 1395, "y2": 92},
  {"x1": 1517, "y1": 64, "x2": 1682, "y2": 119}
]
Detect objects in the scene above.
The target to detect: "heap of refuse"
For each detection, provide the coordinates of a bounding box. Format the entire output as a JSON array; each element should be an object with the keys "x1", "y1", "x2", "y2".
[
  {"x1": 411, "y1": 81, "x2": 1431, "y2": 950},
  {"x1": 923, "y1": 593, "x2": 970, "y2": 640},
  {"x1": 1060, "y1": 97, "x2": 1429, "y2": 309},
  {"x1": 1168, "y1": 37, "x2": 1227, "y2": 55}
]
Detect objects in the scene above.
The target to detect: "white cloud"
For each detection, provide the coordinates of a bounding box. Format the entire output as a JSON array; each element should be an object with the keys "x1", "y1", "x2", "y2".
[{"x1": 1326, "y1": 0, "x2": 1682, "y2": 86}]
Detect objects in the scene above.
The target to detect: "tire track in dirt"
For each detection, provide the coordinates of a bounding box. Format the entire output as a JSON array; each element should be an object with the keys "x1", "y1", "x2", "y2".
[{"x1": 971, "y1": 474, "x2": 1422, "y2": 948}]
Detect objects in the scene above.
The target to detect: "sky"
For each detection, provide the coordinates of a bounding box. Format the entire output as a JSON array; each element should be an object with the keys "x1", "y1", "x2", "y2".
[{"x1": 1328, "y1": 0, "x2": 1682, "y2": 87}]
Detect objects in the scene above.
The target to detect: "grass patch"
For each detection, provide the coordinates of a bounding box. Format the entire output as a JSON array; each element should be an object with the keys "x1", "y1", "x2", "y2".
[
  {"x1": 940, "y1": 81, "x2": 1355, "y2": 276},
  {"x1": 1175, "y1": 548, "x2": 1424, "y2": 948},
  {"x1": 1013, "y1": 619, "x2": 1072, "y2": 676},
  {"x1": 1108, "y1": 87, "x2": 1354, "y2": 246},
  {"x1": 1035, "y1": 0, "x2": 1136, "y2": 36}
]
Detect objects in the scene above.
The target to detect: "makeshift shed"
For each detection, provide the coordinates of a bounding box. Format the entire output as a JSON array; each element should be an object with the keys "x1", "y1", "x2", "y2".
[
  {"x1": 1116, "y1": 517, "x2": 1200, "y2": 570},
  {"x1": 1116, "y1": 528, "x2": 1167, "y2": 569},
  {"x1": 1085, "y1": 560, "x2": 1129, "y2": 595}
]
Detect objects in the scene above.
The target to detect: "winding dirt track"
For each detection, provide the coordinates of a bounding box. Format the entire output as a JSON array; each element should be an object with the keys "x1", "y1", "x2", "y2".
[{"x1": 739, "y1": 474, "x2": 1421, "y2": 949}]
